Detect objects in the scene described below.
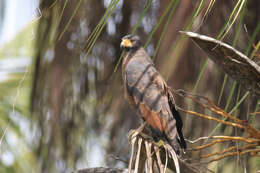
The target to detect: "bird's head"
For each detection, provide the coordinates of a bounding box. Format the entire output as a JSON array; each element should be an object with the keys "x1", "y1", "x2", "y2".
[{"x1": 120, "y1": 35, "x2": 141, "y2": 51}]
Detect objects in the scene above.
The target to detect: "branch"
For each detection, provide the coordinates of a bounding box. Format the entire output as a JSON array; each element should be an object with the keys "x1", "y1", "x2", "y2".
[
  {"x1": 171, "y1": 89, "x2": 260, "y2": 138},
  {"x1": 208, "y1": 148, "x2": 260, "y2": 163},
  {"x1": 188, "y1": 136, "x2": 260, "y2": 145},
  {"x1": 201, "y1": 143, "x2": 259, "y2": 158},
  {"x1": 128, "y1": 128, "x2": 205, "y2": 173}
]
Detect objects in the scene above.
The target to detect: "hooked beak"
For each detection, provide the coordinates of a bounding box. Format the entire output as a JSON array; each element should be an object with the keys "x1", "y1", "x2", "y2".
[{"x1": 120, "y1": 38, "x2": 133, "y2": 48}]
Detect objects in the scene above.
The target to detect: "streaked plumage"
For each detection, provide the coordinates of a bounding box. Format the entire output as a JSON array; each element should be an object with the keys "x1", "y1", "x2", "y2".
[{"x1": 121, "y1": 35, "x2": 186, "y2": 152}]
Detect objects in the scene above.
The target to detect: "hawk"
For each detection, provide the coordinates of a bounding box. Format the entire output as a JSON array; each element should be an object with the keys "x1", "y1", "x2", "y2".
[{"x1": 120, "y1": 34, "x2": 186, "y2": 153}]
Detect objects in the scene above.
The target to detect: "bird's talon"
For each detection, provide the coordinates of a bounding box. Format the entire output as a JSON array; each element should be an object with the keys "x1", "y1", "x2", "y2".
[
  {"x1": 153, "y1": 140, "x2": 165, "y2": 147},
  {"x1": 128, "y1": 129, "x2": 142, "y2": 140},
  {"x1": 128, "y1": 130, "x2": 137, "y2": 140}
]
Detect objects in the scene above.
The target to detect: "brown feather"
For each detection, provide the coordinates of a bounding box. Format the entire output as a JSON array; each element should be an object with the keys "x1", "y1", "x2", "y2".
[{"x1": 138, "y1": 101, "x2": 166, "y2": 132}]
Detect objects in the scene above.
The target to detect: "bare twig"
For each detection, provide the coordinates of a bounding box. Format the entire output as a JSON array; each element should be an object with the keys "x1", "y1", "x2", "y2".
[
  {"x1": 172, "y1": 89, "x2": 260, "y2": 138},
  {"x1": 179, "y1": 109, "x2": 245, "y2": 129},
  {"x1": 154, "y1": 146, "x2": 164, "y2": 173},
  {"x1": 165, "y1": 143, "x2": 180, "y2": 173},
  {"x1": 208, "y1": 148, "x2": 260, "y2": 163},
  {"x1": 134, "y1": 138, "x2": 143, "y2": 173},
  {"x1": 194, "y1": 139, "x2": 230, "y2": 151},
  {"x1": 144, "y1": 141, "x2": 153, "y2": 173},
  {"x1": 201, "y1": 143, "x2": 259, "y2": 159},
  {"x1": 163, "y1": 146, "x2": 168, "y2": 173},
  {"x1": 128, "y1": 136, "x2": 136, "y2": 173},
  {"x1": 188, "y1": 136, "x2": 260, "y2": 144}
]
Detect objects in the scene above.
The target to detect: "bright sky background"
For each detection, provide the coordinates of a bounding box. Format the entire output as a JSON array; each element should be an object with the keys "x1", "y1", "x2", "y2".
[
  {"x1": 0, "y1": 0, "x2": 38, "y2": 166},
  {"x1": 0, "y1": 0, "x2": 39, "y2": 46}
]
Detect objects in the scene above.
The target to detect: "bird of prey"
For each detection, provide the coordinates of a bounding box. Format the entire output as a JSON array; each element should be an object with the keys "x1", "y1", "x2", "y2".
[{"x1": 120, "y1": 34, "x2": 186, "y2": 153}]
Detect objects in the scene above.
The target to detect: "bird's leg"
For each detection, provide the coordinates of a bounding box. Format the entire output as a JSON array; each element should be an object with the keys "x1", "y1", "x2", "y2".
[
  {"x1": 128, "y1": 123, "x2": 167, "y2": 147},
  {"x1": 128, "y1": 122, "x2": 151, "y2": 140}
]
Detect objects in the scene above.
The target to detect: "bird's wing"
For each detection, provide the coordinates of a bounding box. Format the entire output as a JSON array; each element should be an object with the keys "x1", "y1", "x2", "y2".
[
  {"x1": 125, "y1": 61, "x2": 167, "y2": 131},
  {"x1": 167, "y1": 88, "x2": 187, "y2": 149}
]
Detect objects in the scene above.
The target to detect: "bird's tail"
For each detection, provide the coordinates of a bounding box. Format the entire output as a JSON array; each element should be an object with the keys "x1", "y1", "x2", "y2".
[
  {"x1": 167, "y1": 136, "x2": 181, "y2": 155},
  {"x1": 177, "y1": 128, "x2": 187, "y2": 150},
  {"x1": 165, "y1": 126, "x2": 186, "y2": 154}
]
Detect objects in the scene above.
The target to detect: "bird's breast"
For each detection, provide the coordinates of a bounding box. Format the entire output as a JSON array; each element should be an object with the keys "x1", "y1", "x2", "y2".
[{"x1": 124, "y1": 59, "x2": 166, "y2": 112}]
